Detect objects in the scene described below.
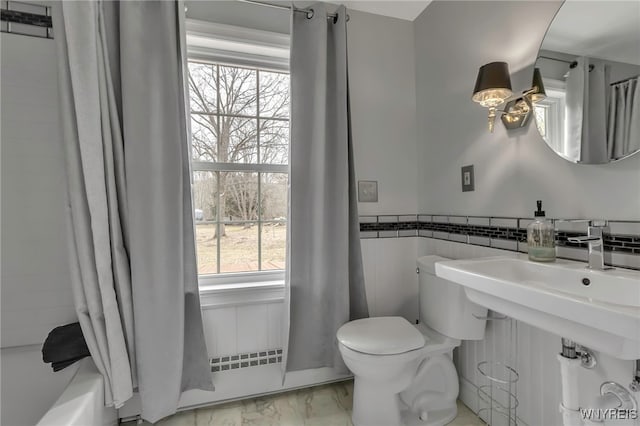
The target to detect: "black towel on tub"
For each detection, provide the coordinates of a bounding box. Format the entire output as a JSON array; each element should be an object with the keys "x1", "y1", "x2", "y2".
[
  {"x1": 42, "y1": 322, "x2": 90, "y2": 371},
  {"x1": 52, "y1": 355, "x2": 88, "y2": 372}
]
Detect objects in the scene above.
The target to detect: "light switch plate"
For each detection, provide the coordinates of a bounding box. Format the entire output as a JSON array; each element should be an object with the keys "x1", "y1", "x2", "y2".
[
  {"x1": 358, "y1": 180, "x2": 378, "y2": 202},
  {"x1": 461, "y1": 165, "x2": 474, "y2": 192}
]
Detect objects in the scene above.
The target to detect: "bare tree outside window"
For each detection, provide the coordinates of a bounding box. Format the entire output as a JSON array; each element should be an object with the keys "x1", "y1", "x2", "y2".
[{"x1": 188, "y1": 62, "x2": 289, "y2": 274}]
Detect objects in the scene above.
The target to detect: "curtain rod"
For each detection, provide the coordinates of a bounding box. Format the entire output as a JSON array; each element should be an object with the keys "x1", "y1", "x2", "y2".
[
  {"x1": 538, "y1": 55, "x2": 594, "y2": 71},
  {"x1": 610, "y1": 74, "x2": 640, "y2": 86},
  {"x1": 539, "y1": 55, "x2": 573, "y2": 65},
  {"x1": 538, "y1": 55, "x2": 578, "y2": 68},
  {"x1": 237, "y1": 0, "x2": 348, "y2": 21}
]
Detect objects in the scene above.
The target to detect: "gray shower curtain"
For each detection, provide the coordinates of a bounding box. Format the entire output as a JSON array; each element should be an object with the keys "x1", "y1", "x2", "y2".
[
  {"x1": 284, "y1": 3, "x2": 369, "y2": 373},
  {"x1": 608, "y1": 77, "x2": 640, "y2": 160},
  {"x1": 53, "y1": 1, "x2": 213, "y2": 422}
]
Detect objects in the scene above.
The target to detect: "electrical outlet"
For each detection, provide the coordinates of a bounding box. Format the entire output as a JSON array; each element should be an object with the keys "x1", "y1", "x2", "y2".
[
  {"x1": 358, "y1": 180, "x2": 378, "y2": 202},
  {"x1": 461, "y1": 165, "x2": 474, "y2": 192}
]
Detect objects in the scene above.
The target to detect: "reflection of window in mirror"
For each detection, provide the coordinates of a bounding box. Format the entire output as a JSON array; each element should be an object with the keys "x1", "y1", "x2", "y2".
[
  {"x1": 534, "y1": 78, "x2": 566, "y2": 156},
  {"x1": 534, "y1": 105, "x2": 547, "y2": 138}
]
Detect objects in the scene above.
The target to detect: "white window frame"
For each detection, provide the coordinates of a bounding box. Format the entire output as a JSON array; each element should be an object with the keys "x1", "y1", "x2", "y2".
[
  {"x1": 535, "y1": 78, "x2": 566, "y2": 157},
  {"x1": 186, "y1": 19, "x2": 289, "y2": 72},
  {"x1": 186, "y1": 20, "x2": 290, "y2": 293}
]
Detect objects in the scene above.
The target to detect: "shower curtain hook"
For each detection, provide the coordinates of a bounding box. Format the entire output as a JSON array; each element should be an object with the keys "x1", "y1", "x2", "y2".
[{"x1": 306, "y1": 8, "x2": 314, "y2": 19}]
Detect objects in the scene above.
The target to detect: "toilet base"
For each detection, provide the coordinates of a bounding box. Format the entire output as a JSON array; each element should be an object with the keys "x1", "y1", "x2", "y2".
[
  {"x1": 351, "y1": 396, "x2": 457, "y2": 426},
  {"x1": 402, "y1": 405, "x2": 457, "y2": 426},
  {"x1": 351, "y1": 376, "x2": 458, "y2": 426},
  {"x1": 352, "y1": 378, "x2": 404, "y2": 426}
]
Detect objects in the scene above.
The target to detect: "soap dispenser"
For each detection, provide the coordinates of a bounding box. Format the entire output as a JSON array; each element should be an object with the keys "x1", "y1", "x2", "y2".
[{"x1": 527, "y1": 200, "x2": 556, "y2": 262}]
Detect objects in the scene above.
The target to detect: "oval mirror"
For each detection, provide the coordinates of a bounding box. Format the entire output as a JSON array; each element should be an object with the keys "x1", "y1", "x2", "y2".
[{"x1": 534, "y1": 1, "x2": 640, "y2": 164}]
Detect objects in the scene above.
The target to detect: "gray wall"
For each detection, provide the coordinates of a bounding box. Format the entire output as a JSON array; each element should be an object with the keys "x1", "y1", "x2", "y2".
[
  {"x1": 186, "y1": 0, "x2": 290, "y2": 33},
  {"x1": 347, "y1": 9, "x2": 418, "y2": 215},
  {"x1": 414, "y1": 0, "x2": 640, "y2": 220}
]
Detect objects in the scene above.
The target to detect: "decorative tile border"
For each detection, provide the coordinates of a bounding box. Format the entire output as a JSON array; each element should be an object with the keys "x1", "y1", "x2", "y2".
[
  {"x1": 360, "y1": 215, "x2": 640, "y2": 269},
  {"x1": 1, "y1": 1, "x2": 53, "y2": 39},
  {"x1": 210, "y1": 349, "x2": 282, "y2": 372}
]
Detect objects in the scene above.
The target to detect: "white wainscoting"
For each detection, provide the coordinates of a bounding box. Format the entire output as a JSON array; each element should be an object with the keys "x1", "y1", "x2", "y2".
[
  {"x1": 361, "y1": 237, "x2": 420, "y2": 323},
  {"x1": 418, "y1": 238, "x2": 639, "y2": 426},
  {"x1": 1, "y1": 27, "x2": 77, "y2": 348},
  {"x1": 201, "y1": 301, "x2": 285, "y2": 358}
]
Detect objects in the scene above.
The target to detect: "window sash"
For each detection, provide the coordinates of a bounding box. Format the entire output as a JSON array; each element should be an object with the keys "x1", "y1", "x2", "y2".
[
  {"x1": 190, "y1": 103, "x2": 289, "y2": 276},
  {"x1": 190, "y1": 111, "x2": 290, "y2": 121},
  {"x1": 187, "y1": 24, "x2": 290, "y2": 280}
]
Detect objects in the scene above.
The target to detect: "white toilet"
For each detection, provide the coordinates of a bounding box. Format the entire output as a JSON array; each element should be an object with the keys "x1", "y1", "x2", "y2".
[{"x1": 337, "y1": 255, "x2": 488, "y2": 426}]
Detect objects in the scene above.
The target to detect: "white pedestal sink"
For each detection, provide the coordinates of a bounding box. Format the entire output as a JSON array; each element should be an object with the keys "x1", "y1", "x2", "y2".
[{"x1": 435, "y1": 255, "x2": 640, "y2": 360}]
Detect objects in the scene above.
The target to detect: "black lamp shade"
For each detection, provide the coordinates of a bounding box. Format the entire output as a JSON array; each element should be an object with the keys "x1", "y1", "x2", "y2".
[
  {"x1": 530, "y1": 67, "x2": 546, "y2": 102},
  {"x1": 472, "y1": 61, "x2": 513, "y2": 96}
]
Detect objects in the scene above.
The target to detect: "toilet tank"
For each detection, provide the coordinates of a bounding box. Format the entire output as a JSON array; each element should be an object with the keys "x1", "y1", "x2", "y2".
[{"x1": 417, "y1": 255, "x2": 487, "y2": 340}]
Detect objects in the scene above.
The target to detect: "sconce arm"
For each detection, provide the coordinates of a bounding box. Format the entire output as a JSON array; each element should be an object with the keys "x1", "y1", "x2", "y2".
[{"x1": 500, "y1": 86, "x2": 539, "y2": 105}]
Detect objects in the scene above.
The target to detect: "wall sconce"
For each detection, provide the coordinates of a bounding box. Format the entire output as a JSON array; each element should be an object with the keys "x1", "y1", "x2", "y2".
[{"x1": 472, "y1": 63, "x2": 546, "y2": 132}]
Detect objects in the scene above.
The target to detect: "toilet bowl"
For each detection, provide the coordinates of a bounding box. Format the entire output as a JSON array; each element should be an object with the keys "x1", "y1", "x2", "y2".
[
  {"x1": 338, "y1": 317, "x2": 460, "y2": 426},
  {"x1": 337, "y1": 255, "x2": 488, "y2": 426},
  {"x1": 337, "y1": 317, "x2": 428, "y2": 426}
]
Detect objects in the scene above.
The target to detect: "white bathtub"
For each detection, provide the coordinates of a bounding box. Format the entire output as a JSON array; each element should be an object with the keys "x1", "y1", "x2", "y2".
[{"x1": 0, "y1": 344, "x2": 117, "y2": 426}]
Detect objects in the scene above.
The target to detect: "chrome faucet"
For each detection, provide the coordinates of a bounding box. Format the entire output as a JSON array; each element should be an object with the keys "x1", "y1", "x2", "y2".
[{"x1": 567, "y1": 220, "x2": 613, "y2": 270}]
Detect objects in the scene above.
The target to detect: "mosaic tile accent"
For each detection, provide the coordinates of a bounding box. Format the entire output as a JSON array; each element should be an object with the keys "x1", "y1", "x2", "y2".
[
  {"x1": 211, "y1": 349, "x2": 283, "y2": 372},
  {"x1": 1, "y1": 1, "x2": 52, "y2": 38},
  {"x1": 360, "y1": 215, "x2": 640, "y2": 269}
]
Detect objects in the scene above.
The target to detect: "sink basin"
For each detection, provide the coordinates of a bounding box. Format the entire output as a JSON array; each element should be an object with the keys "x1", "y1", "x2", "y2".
[{"x1": 435, "y1": 255, "x2": 640, "y2": 360}]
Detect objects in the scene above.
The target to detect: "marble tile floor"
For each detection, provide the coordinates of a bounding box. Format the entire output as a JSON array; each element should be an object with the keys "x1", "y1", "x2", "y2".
[{"x1": 122, "y1": 380, "x2": 485, "y2": 426}]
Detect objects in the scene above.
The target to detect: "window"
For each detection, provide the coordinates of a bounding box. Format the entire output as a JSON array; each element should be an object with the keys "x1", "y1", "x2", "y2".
[
  {"x1": 188, "y1": 61, "x2": 290, "y2": 276},
  {"x1": 534, "y1": 103, "x2": 548, "y2": 140},
  {"x1": 534, "y1": 79, "x2": 566, "y2": 157}
]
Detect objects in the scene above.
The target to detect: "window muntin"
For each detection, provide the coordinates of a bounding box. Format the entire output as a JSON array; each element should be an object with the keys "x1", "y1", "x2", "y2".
[{"x1": 188, "y1": 61, "x2": 289, "y2": 276}]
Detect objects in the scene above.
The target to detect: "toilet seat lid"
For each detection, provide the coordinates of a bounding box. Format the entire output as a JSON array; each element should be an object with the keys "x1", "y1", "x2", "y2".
[{"x1": 337, "y1": 316, "x2": 425, "y2": 355}]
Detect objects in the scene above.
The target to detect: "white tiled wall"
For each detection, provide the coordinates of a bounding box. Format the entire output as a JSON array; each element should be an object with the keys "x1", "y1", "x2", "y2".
[{"x1": 1, "y1": 30, "x2": 77, "y2": 348}]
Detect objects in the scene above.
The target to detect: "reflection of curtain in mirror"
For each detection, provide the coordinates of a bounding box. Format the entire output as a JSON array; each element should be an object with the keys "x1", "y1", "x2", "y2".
[
  {"x1": 564, "y1": 58, "x2": 609, "y2": 163},
  {"x1": 608, "y1": 77, "x2": 640, "y2": 160},
  {"x1": 564, "y1": 58, "x2": 584, "y2": 162},
  {"x1": 582, "y1": 62, "x2": 608, "y2": 163}
]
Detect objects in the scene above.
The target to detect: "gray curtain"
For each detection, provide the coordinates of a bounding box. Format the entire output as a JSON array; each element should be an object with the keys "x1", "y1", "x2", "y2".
[
  {"x1": 608, "y1": 77, "x2": 640, "y2": 160},
  {"x1": 564, "y1": 58, "x2": 585, "y2": 162},
  {"x1": 53, "y1": 1, "x2": 213, "y2": 423},
  {"x1": 581, "y1": 61, "x2": 608, "y2": 164},
  {"x1": 284, "y1": 3, "x2": 369, "y2": 374},
  {"x1": 564, "y1": 57, "x2": 609, "y2": 164}
]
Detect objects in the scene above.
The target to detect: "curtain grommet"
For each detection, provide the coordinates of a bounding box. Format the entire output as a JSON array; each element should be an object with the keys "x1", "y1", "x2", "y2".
[{"x1": 306, "y1": 8, "x2": 314, "y2": 19}]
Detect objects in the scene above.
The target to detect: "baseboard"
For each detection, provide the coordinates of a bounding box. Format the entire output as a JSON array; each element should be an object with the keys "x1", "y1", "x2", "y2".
[
  {"x1": 459, "y1": 376, "x2": 480, "y2": 414},
  {"x1": 118, "y1": 364, "x2": 352, "y2": 421}
]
